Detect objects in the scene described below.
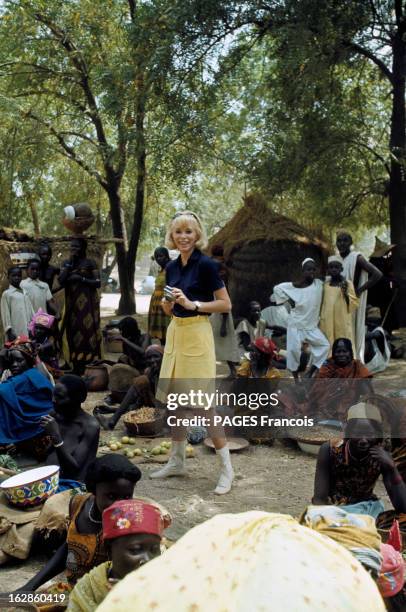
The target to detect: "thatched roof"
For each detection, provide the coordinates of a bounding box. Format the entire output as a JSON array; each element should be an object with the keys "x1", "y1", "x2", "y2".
[{"x1": 208, "y1": 194, "x2": 329, "y2": 257}]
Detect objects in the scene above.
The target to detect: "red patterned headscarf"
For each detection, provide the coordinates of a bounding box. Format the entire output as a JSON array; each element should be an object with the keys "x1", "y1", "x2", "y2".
[
  {"x1": 103, "y1": 499, "x2": 164, "y2": 541},
  {"x1": 4, "y1": 335, "x2": 37, "y2": 366},
  {"x1": 253, "y1": 337, "x2": 277, "y2": 357}
]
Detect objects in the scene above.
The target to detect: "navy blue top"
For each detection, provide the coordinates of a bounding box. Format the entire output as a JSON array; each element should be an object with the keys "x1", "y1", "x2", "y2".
[{"x1": 166, "y1": 249, "x2": 225, "y2": 318}]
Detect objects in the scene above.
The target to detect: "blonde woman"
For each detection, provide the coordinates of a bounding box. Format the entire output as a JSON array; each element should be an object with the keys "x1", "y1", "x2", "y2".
[{"x1": 150, "y1": 211, "x2": 234, "y2": 494}]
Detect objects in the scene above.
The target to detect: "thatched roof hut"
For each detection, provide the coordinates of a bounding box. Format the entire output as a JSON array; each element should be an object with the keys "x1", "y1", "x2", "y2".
[{"x1": 208, "y1": 194, "x2": 329, "y2": 318}]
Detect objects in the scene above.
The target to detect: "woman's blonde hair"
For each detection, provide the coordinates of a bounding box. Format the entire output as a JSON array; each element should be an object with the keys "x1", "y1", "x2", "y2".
[{"x1": 165, "y1": 211, "x2": 208, "y2": 250}]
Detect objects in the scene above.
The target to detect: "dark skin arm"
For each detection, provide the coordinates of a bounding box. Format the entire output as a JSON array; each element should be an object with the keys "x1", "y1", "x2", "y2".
[
  {"x1": 238, "y1": 331, "x2": 251, "y2": 352},
  {"x1": 40, "y1": 414, "x2": 100, "y2": 479},
  {"x1": 355, "y1": 255, "x2": 383, "y2": 296},
  {"x1": 370, "y1": 446, "x2": 406, "y2": 513},
  {"x1": 19, "y1": 542, "x2": 68, "y2": 591},
  {"x1": 312, "y1": 442, "x2": 331, "y2": 504}
]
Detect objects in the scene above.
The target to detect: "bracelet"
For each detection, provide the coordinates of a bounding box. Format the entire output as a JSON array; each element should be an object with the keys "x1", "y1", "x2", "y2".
[{"x1": 53, "y1": 440, "x2": 64, "y2": 448}]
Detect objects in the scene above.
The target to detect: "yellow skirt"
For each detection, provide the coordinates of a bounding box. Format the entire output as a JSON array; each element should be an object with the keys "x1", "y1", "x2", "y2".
[{"x1": 156, "y1": 315, "x2": 215, "y2": 404}]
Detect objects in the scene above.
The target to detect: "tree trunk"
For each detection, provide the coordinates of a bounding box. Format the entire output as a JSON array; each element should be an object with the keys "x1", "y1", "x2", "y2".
[
  {"x1": 127, "y1": 90, "x2": 146, "y2": 290},
  {"x1": 389, "y1": 31, "x2": 406, "y2": 327},
  {"x1": 27, "y1": 194, "x2": 40, "y2": 237},
  {"x1": 105, "y1": 177, "x2": 136, "y2": 314}
]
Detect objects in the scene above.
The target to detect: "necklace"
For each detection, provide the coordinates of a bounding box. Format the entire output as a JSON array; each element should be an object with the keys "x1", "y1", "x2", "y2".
[{"x1": 88, "y1": 500, "x2": 102, "y2": 524}]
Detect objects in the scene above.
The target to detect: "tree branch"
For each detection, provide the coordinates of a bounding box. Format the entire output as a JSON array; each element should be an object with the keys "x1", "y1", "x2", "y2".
[
  {"x1": 24, "y1": 108, "x2": 107, "y2": 187},
  {"x1": 345, "y1": 40, "x2": 394, "y2": 84},
  {"x1": 32, "y1": 12, "x2": 111, "y2": 159}
]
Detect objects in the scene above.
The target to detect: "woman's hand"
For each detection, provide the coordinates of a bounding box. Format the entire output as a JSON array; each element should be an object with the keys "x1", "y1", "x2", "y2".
[
  {"x1": 39, "y1": 415, "x2": 62, "y2": 444},
  {"x1": 161, "y1": 298, "x2": 174, "y2": 316},
  {"x1": 171, "y1": 288, "x2": 195, "y2": 311}
]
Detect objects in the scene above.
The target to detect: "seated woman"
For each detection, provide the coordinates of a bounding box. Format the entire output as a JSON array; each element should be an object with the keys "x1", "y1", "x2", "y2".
[
  {"x1": 313, "y1": 402, "x2": 406, "y2": 518},
  {"x1": 19, "y1": 455, "x2": 142, "y2": 594},
  {"x1": 105, "y1": 318, "x2": 152, "y2": 406},
  {"x1": 236, "y1": 337, "x2": 281, "y2": 379},
  {"x1": 306, "y1": 337, "x2": 373, "y2": 422},
  {"x1": 0, "y1": 337, "x2": 53, "y2": 456},
  {"x1": 28, "y1": 309, "x2": 60, "y2": 376},
  {"x1": 96, "y1": 345, "x2": 164, "y2": 431},
  {"x1": 40, "y1": 375, "x2": 100, "y2": 481},
  {"x1": 67, "y1": 499, "x2": 164, "y2": 612}
]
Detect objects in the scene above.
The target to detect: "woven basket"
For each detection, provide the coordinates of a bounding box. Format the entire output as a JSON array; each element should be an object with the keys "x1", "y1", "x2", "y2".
[{"x1": 124, "y1": 408, "x2": 166, "y2": 437}]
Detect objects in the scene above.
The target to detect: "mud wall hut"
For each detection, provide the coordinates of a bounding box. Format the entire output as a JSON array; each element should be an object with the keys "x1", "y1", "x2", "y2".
[{"x1": 208, "y1": 195, "x2": 330, "y2": 319}]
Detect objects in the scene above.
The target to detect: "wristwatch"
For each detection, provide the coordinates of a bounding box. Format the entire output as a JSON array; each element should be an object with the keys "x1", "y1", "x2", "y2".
[{"x1": 193, "y1": 301, "x2": 202, "y2": 312}]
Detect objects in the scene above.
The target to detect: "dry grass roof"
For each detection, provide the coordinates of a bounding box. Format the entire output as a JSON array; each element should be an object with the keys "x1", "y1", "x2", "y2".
[{"x1": 209, "y1": 193, "x2": 329, "y2": 257}]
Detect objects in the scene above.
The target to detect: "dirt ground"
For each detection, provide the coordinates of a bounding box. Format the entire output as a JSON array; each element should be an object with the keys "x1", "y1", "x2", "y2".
[{"x1": 0, "y1": 297, "x2": 404, "y2": 592}]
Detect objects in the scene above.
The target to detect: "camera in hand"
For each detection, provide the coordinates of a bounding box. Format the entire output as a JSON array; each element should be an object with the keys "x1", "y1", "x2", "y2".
[{"x1": 163, "y1": 286, "x2": 176, "y2": 302}]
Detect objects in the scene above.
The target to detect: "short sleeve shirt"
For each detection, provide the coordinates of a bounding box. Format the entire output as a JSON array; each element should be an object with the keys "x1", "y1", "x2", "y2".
[{"x1": 166, "y1": 249, "x2": 224, "y2": 318}]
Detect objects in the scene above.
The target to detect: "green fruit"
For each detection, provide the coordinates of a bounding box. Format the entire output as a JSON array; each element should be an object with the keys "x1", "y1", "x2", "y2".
[
  {"x1": 121, "y1": 436, "x2": 130, "y2": 444},
  {"x1": 127, "y1": 451, "x2": 135, "y2": 459},
  {"x1": 133, "y1": 448, "x2": 142, "y2": 456},
  {"x1": 151, "y1": 447, "x2": 161, "y2": 456},
  {"x1": 128, "y1": 438, "x2": 136, "y2": 445},
  {"x1": 160, "y1": 447, "x2": 168, "y2": 454}
]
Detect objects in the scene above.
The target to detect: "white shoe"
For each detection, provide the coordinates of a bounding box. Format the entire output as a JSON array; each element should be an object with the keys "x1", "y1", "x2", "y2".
[
  {"x1": 149, "y1": 441, "x2": 186, "y2": 479},
  {"x1": 214, "y1": 446, "x2": 234, "y2": 495}
]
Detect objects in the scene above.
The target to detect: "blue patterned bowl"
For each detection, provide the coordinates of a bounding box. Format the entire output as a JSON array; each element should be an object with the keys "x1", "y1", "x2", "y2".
[{"x1": 0, "y1": 465, "x2": 60, "y2": 508}]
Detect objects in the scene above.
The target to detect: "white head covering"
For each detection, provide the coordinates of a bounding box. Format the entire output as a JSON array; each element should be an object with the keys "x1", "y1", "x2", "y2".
[
  {"x1": 328, "y1": 255, "x2": 343, "y2": 265},
  {"x1": 347, "y1": 402, "x2": 382, "y2": 423},
  {"x1": 302, "y1": 257, "x2": 315, "y2": 268}
]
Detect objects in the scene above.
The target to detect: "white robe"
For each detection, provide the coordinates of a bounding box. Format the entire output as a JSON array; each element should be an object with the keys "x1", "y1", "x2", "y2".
[
  {"x1": 273, "y1": 280, "x2": 329, "y2": 370},
  {"x1": 341, "y1": 251, "x2": 368, "y2": 362}
]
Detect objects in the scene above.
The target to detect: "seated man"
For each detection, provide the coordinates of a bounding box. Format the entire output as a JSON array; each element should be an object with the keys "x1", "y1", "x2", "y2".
[
  {"x1": 313, "y1": 402, "x2": 406, "y2": 519},
  {"x1": 235, "y1": 301, "x2": 266, "y2": 361},
  {"x1": 95, "y1": 345, "x2": 164, "y2": 431},
  {"x1": 40, "y1": 374, "x2": 100, "y2": 481}
]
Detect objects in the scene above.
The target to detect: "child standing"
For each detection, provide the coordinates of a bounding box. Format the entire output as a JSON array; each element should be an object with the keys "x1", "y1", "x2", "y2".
[
  {"x1": 1, "y1": 267, "x2": 34, "y2": 341},
  {"x1": 21, "y1": 259, "x2": 58, "y2": 315},
  {"x1": 320, "y1": 256, "x2": 359, "y2": 350}
]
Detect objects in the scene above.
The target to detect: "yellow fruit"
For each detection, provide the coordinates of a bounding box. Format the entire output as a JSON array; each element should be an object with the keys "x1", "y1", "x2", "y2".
[
  {"x1": 186, "y1": 445, "x2": 195, "y2": 457},
  {"x1": 128, "y1": 438, "x2": 136, "y2": 445},
  {"x1": 160, "y1": 447, "x2": 168, "y2": 454},
  {"x1": 133, "y1": 448, "x2": 142, "y2": 456},
  {"x1": 127, "y1": 451, "x2": 135, "y2": 459},
  {"x1": 151, "y1": 447, "x2": 161, "y2": 456},
  {"x1": 116, "y1": 442, "x2": 122, "y2": 449},
  {"x1": 110, "y1": 443, "x2": 118, "y2": 451},
  {"x1": 121, "y1": 436, "x2": 130, "y2": 444}
]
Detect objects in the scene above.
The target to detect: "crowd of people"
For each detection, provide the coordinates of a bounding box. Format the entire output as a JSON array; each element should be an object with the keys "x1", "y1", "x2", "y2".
[{"x1": 0, "y1": 217, "x2": 405, "y2": 610}]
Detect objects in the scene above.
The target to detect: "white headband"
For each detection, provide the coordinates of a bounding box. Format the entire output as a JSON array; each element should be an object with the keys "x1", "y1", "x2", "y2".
[
  {"x1": 328, "y1": 255, "x2": 343, "y2": 265},
  {"x1": 302, "y1": 257, "x2": 315, "y2": 268}
]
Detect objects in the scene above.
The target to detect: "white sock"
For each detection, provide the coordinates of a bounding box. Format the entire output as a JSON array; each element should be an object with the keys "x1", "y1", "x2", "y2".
[{"x1": 214, "y1": 445, "x2": 234, "y2": 495}]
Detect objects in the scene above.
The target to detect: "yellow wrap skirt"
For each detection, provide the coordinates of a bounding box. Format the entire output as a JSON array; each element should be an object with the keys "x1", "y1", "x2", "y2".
[{"x1": 156, "y1": 315, "x2": 215, "y2": 404}]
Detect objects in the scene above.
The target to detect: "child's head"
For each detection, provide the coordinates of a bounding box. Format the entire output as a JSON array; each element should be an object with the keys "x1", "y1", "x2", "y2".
[
  {"x1": 38, "y1": 243, "x2": 52, "y2": 265},
  {"x1": 27, "y1": 259, "x2": 40, "y2": 280},
  {"x1": 103, "y1": 499, "x2": 164, "y2": 580},
  {"x1": 153, "y1": 247, "x2": 169, "y2": 269},
  {"x1": 248, "y1": 301, "x2": 261, "y2": 323},
  {"x1": 327, "y1": 256, "x2": 343, "y2": 279},
  {"x1": 301, "y1": 258, "x2": 317, "y2": 281},
  {"x1": 8, "y1": 266, "x2": 22, "y2": 288},
  {"x1": 85, "y1": 454, "x2": 142, "y2": 515}
]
